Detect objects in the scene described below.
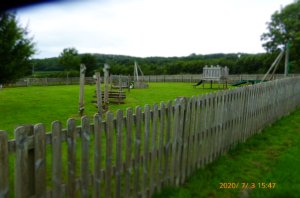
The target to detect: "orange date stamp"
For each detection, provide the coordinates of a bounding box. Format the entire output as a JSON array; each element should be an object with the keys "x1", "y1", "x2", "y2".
[{"x1": 219, "y1": 182, "x2": 276, "y2": 189}]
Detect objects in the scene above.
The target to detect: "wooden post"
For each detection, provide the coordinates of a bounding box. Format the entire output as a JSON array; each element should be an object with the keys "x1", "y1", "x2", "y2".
[
  {"x1": 284, "y1": 42, "x2": 290, "y2": 77},
  {"x1": 14, "y1": 125, "x2": 34, "y2": 198},
  {"x1": 52, "y1": 121, "x2": 62, "y2": 198},
  {"x1": 116, "y1": 110, "x2": 123, "y2": 198},
  {"x1": 67, "y1": 119, "x2": 77, "y2": 197},
  {"x1": 103, "y1": 64, "x2": 110, "y2": 112},
  {"x1": 93, "y1": 114, "x2": 102, "y2": 198},
  {"x1": 79, "y1": 64, "x2": 86, "y2": 116},
  {"x1": 133, "y1": 106, "x2": 142, "y2": 197},
  {"x1": 95, "y1": 72, "x2": 102, "y2": 116},
  {"x1": 0, "y1": 131, "x2": 9, "y2": 198},
  {"x1": 81, "y1": 116, "x2": 90, "y2": 198},
  {"x1": 34, "y1": 124, "x2": 46, "y2": 197},
  {"x1": 105, "y1": 112, "x2": 114, "y2": 198},
  {"x1": 125, "y1": 108, "x2": 133, "y2": 197}
]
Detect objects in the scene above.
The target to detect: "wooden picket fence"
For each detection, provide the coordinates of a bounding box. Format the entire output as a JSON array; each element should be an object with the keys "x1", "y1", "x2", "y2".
[{"x1": 1, "y1": 77, "x2": 300, "y2": 198}]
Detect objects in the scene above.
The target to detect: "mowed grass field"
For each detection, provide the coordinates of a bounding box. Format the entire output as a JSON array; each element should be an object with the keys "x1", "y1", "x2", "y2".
[{"x1": 0, "y1": 82, "x2": 219, "y2": 137}]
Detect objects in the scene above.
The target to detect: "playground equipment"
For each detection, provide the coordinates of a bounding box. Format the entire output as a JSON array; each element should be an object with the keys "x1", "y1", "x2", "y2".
[
  {"x1": 232, "y1": 47, "x2": 288, "y2": 86},
  {"x1": 193, "y1": 65, "x2": 229, "y2": 89},
  {"x1": 133, "y1": 61, "x2": 148, "y2": 88},
  {"x1": 92, "y1": 64, "x2": 126, "y2": 113},
  {"x1": 110, "y1": 75, "x2": 130, "y2": 89}
]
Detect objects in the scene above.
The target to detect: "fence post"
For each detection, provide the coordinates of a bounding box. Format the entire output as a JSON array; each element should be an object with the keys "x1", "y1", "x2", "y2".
[
  {"x1": 93, "y1": 114, "x2": 102, "y2": 198},
  {"x1": 52, "y1": 121, "x2": 62, "y2": 197},
  {"x1": 133, "y1": 107, "x2": 142, "y2": 197},
  {"x1": 143, "y1": 105, "x2": 151, "y2": 197},
  {"x1": 116, "y1": 110, "x2": 123, "y2": 198},
  {"x1": 67, "y1": 119, "x2": 77, "y2": 197},
  {"x1": 34, "y1": 124, "x2": 46, "y2": 197},
  {"x1": 0, "y1": 131, "x2": 9, "y2": 198},
  {"x1": 15, "y1": 125, "x2": 34, "y2": 198},
  {"x1": 79, "y1": 64, "x2": 86, "y2": 116},
  {"x1": 81, "y1": 116, "x2": 90, "y2": 198},
  {"x1": 125, "y1": 108, "x2": 133, "y2": 198},
  {"x1": 105, "y1": 112, "x2": 114, "y2": 198}
]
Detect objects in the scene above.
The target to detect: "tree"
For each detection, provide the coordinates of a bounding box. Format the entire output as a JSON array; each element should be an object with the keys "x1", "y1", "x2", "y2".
[
  {"x1": 261, "y1": 0, "x2": 300, "y2": 72},
  {"x1": 80, "y1": 53, "x2": 98, "y2": 76},
  {"x1": 0, "y1": 12, "x2": 35, "y2": 84},
  {"x1": 58, "y1": 47, "x2": 81, "y2": 71}
]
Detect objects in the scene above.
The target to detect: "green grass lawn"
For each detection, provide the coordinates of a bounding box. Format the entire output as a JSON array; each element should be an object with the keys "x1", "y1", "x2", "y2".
[
  {"x1": 153, "y1": 108, "x2": 300, "y2": 198},
  {"x1": 0, "y1": 82, "x2": 219, "y2": 137}
]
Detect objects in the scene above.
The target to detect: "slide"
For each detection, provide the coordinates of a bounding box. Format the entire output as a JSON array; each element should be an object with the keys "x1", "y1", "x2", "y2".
[
  {"x1": 231, "y1": 80, "x2": 248, "y2": 86},
  {"x1": 193, "y1": 80, "x2": 203, "y2": 87}
]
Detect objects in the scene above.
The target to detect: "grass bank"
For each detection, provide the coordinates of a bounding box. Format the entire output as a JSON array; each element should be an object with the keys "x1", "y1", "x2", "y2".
[{"x1": 153, "y1": 108, "x2": 300, "y2": 198}]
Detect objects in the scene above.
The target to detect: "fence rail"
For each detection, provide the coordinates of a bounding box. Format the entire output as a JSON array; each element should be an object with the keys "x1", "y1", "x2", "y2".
[
  {"x1": 4, "y1": 74, "x2": 300, "y2": 87},
  {"x1": 1, "y1": 77, "x2": 300, "y2": 197}
]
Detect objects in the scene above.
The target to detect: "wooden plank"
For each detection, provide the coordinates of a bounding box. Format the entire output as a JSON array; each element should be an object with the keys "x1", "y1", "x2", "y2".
[
  {"x1": 189, "y1": 96, "x2": 196, "y2": 174},
  {"x1": 133, "y1": 106, "x2": 142, "y2": 197},
  {"x1": 157, "y1": 102, "x2": 165, "y2": 191},
  {"x1": 67, "y1": 118, "x2": 77, "y2": 197},
  {"x1": 164, "y1": 101, "x2": 172, "y2": 185},
  {"x1": 14, "y1": 126, "x2": 29, "y2": 198},
  {"x1": 150, "y1": 103, "x2": 158, "y2": 195},
  {"x1": 206, "y1": 94, "x2": 213, "y2": 164},
  {"x1": 143, "y1": 104, "x2": 151, "y2": 197},
  {"x1": 204, "y1": 94, "x2": 211, "y2": 165},
  {"x1": 214, "y1": 92, "x2": 220, "y2": 157},
  {"x1": 238, "y1": 89, "x2": 244, "y2": 143},
  {"x1": 34, "y1": 124, "x2": 47, "y2": 197},
  {"x1": 52, "y1": 121, "x2": 62, "y2": 198},
  {"x1": 181, "y1": 98, "x2": 190, "y2": 184},
  {"x1": 93, "y1": 114, "x2": 102, "y2": 198},
  {"x1": 170, "y1": 99, "x2": 179, "y2": 185},
  {"x1": 95, "y1": 72, "x2": 102, "y2": 116},
  {"x1": 220, "y1": 91, "x2": 226, "y2": 155},
  {"x1": 213, "y1": 92, "x2": 219, "y2": 160},
  {"x1": 195, "y1": 95, "x2": 203, "y2": 169},
  {"x1": 226, "y1": 90, "x2": 233, "y2": 148},
  {"x1": 27, "y1": 125, "x2": 35, "y2": 197},
  {"x1": 177, "y1": 98, "x2": 186, "y2": 185},
  {"x1": 105, "y1": 112, "x2": 114, "y2": 198},
  {"x1": 187, "y1": 97, "x2": 194, "y2": 177},
  {"x1": 116, "y1": 110, "x2": 123, "y2": 198},
  {"x1": 125, "y1": 108, "x2": 133, "y2": 198},
  {"x1": 81, "y1": 116, "x2": 90, "y2": 198},
  {"x1": 217, "y1": 91, "x2": 224, "y2": 158},
  {"x1": 79, "y1": 64, "x2": 86, "y2": 116},
  {"x1": 0, "y1": 131, "x2": 9, "y2": 198}
]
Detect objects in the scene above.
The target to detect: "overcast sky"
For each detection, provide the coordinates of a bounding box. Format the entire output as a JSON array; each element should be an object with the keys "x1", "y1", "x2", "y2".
[{"x1": 15, "y1": 0, "x2": 294, "y2": 59}]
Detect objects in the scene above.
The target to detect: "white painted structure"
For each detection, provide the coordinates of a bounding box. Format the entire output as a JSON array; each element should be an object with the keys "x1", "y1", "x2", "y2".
[{"x1": 202, "y1": 65, "x2": 229, "y2": 81}]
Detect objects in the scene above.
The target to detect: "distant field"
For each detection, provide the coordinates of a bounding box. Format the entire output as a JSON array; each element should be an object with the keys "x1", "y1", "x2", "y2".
[{"x1": 0, "y1": 82, "x2": 221, "y2": 137}]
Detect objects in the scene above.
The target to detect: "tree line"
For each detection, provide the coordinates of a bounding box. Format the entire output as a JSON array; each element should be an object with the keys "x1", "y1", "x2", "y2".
[{"x1": 31, "y1": 52, "x2": 284, "y2": 77}]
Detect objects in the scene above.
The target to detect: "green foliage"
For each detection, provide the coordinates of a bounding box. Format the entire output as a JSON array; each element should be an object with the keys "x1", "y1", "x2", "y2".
[
  {"x1": 33, "y1": 52, "x2": 281, "y2": 76},
  {"x1": 32, "y1": 70, "x2": 79, "y2": 78},
  {"x1": 32, "y1": 57, "x2": 62, "y2": 71},
  {"x1": 58, "y1": 47, "x2": 81, "y2": 71},
  {"x1": 80, "y1": 53, "x2": 99, "y2": 76},
  {"x1": 261, "y1": 0, "x2": 300, "y2": 73},
  {"x1": 0, "y1": 12, "x2": 35, "y2": 84}
]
